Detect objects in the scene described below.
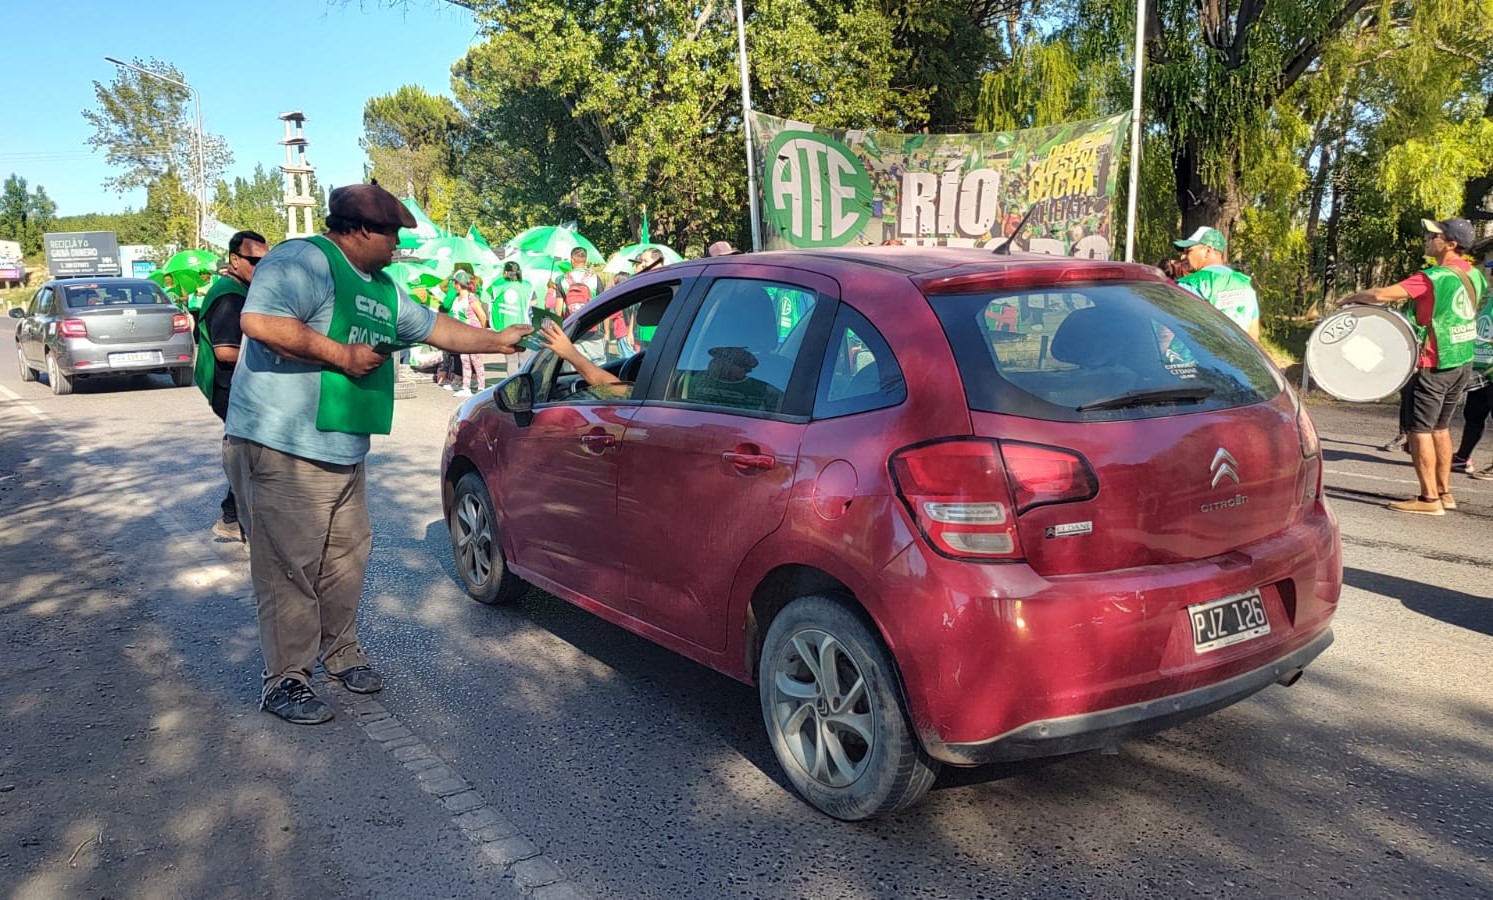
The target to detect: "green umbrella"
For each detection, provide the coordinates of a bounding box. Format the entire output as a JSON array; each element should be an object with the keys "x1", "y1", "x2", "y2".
[
  {"x1": 417, "y1": 235, "x2": 501, "y2": 268},
  {"x1": 603, "y1": 242, "x2": 683, "y2": 275},
  {"x1": 149, "y1": 268, "x2": 202, "y2": 297},
  {"x1": 504, "y1": 226, "x2": 603, "y2": 264},
  {"x1": 163, "y1": 249, "x2": 219, "y2": 273},
  {"x1": 397, "y1": 197, "x2": 445, "y2": 249},
  {"x1": 383, "y1": 261, "x2": 429, "y2": 291}
]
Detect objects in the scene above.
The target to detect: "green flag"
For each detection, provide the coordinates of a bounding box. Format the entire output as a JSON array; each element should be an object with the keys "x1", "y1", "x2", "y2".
[{"x1": 467, "y1": 225, "x2": 491, "y2": 248}]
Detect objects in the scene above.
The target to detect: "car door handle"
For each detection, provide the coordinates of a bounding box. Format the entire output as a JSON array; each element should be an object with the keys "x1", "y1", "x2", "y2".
[
  {"x1": 580, "y1": 433, "x2": 616, "y2": 449},
  {"x1": 722, "y1": 450, "x2": 775, "y2": 470}
]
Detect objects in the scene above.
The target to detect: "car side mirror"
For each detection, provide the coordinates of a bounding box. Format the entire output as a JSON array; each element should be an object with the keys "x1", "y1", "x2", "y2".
[
  {"x1": 494, "y1": 372, "x2": 535, "y2": 416},
  {"x1": 7, "y1": 307, "x2": 22, "y2": 318}
]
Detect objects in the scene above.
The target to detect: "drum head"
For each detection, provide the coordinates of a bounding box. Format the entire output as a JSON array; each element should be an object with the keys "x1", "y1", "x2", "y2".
[{"x1": 1305, "y1": 305, "x2": 1418, "y2": 402}]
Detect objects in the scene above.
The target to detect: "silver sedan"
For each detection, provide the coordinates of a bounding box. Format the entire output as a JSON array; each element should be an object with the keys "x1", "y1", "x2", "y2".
[{"x1": 11, "y1": 277, "x2": 196, "y2": 395}]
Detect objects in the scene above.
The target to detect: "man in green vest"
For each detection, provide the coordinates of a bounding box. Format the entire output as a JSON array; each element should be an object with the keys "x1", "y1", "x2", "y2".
[
  {"x1": 1174, "y1": 226, "x2": 1261, "y2": 340},
  {"x1": 193, "y1": 229, "x2": 267, "y2": 542},
  {"x1": 223, "y1": 184, "x2": 532, "y2": 724},
  {"x1": 1341, "y1": 217, "x2": 1484, "y2": 515}
]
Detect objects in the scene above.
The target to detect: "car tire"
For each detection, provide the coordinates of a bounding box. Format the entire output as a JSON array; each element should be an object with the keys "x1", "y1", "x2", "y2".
[
  {"x1": 171, "y1": 366, "x2": 193, "y2": 387},
  {"x1": 16, "y1": 344, "x2": 36, "y2": 382},
  {"x1": 449, "y1": 471, "x2": 527, "y2": 605},
  {"x1": 45, "y1": 353, "x2": 73, "y2": 396},
  {"x1": 759, "y1": 595, "x2": 940, "y2": 820}
]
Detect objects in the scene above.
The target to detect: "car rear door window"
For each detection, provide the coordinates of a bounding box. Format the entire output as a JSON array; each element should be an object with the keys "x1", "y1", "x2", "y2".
[
  {"x1": 929, "y1": 281, "x2": 1283, "y2": 422},
  {"x1": 665, "y1": 278, "x2": 818, "y2": 416},
  {"x1": 62, "y1": 284, "x2": 167, "y2": 308},
  {"x1": 813, "y1": 304, "x2": 905, "y2": 419}
]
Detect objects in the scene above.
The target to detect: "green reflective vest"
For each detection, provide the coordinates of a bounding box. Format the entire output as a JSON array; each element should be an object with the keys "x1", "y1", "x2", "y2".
[
  {"x1": 304, "y1": 235, "x2": 400, "y2": 435},
  {"x1": 192, "y1": 274, "x2": 248, "y2": 402},
  {"x1": 1422, "y1": 265, "x2": 1483, "y2": 370},
  {"x1": 1177, "y1": 265, "x2": 1259, "y2": 334}
]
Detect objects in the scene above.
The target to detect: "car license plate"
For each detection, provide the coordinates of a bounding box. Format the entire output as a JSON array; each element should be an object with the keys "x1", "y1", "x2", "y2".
[
  {"x1": 110, "y1": 351, "x2": 161, "y2": 365},
  {"x1": 1188, "y1": 590, "x2": 1270, "y2": 654}
]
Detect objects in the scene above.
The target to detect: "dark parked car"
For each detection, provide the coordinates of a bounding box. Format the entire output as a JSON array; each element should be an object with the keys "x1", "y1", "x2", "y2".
[
  {"x1": 11, "y1": 277, "x2": 195, "y2": 395},
  {"x1": 440, "y1": 248, "x2": 1341, "y2": 820}
]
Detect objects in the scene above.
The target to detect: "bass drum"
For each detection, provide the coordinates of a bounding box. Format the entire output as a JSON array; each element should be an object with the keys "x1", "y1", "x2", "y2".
[{"x1": 1305, "y1": 305, "x2": 1419, "y2": 402}]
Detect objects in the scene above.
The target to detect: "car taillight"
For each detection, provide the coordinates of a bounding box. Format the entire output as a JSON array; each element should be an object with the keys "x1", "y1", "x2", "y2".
[
  {"x1": 1297, "y1": 405, "x2": 1320, "y2": 458},
  {"x1": 59, "y1": 319, "x2": 88, "y2": 338},
  {"x1": 890, "y1": 439, "x2": 1095, "y2": 561},
  {"x1": 172, "y1": 314, "x2": 191, "y2": 333},
  {"x1": 1298, "y1": 404, "x2": 1323, "y2": 500},
  {"x1": 999, "y1": 441, "x2": 1098, "y2": 512}
]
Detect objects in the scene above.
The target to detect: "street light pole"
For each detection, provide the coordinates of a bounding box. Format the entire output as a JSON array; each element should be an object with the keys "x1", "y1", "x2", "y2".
[{"x1": 104, "y1": 56, "x2": 205, "y2": 250}]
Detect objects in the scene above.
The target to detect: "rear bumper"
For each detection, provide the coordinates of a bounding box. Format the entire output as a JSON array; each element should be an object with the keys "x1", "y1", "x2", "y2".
[
  {"x1": 871, "y1": 501, "x2": 1342, "y2": 763},
  {"x1": 57, "y1": 338, "x2": 193, "y2": 373},
  {"x1": 925, "y1": 628, "x2": 1332, "y2": 765}
]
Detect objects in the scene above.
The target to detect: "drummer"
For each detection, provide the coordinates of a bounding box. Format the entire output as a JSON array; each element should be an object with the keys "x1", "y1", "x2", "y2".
[{"x1": 1339, "y1": 217, "x2": 1485, "y2": 516}]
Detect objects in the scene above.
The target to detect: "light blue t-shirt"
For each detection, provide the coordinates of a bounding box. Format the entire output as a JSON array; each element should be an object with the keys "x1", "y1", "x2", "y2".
[{"x1": 225, "y1": 239, "x2": 436, "y2": 465}]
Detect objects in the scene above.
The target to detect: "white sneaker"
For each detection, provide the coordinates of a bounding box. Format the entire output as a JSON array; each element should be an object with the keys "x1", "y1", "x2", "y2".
[
  {"x1": 442, "y1": 383, "x2": 455, "y2": 391},
  {"x1": 452, "y1": 389, "x2": 472, "y2": 398}
]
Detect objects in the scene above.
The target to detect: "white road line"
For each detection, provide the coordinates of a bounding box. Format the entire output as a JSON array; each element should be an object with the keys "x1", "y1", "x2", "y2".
[
  {"x1": 1323, "y1": 468, "x2": 1415, "y2": 485},
  {"x1": 0, "y1": 383, "x2": 47, "y2": 421}
]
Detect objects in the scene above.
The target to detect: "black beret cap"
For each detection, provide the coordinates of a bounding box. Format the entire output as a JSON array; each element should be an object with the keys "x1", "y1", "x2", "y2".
[{"x1": 328, "y1": 184, "x2": 417, "y2": 229}]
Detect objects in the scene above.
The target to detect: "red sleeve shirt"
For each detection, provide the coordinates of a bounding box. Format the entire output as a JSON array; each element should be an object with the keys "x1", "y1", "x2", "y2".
[{"x1": 1395, "y1": 258, "x2": 1470, "y2": 368}]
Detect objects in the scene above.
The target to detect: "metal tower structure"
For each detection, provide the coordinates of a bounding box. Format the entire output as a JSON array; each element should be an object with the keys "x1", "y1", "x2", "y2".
[{"x1": 279, "y1": 112, "x2": 317, "y2": 238}]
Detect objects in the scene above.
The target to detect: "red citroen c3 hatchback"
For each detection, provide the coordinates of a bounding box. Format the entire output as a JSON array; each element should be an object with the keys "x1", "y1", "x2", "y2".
[{"x1": 441, "y1": 247, "x2": 1340, "y2": 820}]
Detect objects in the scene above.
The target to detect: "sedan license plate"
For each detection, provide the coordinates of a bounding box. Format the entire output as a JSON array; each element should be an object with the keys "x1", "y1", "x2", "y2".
[
  {"x1": 109, "y1": 351, "x2": 161, "y2": 365},
  {"x1": 1188, "y1": 591, "x2": 1270, "y2": 654}
]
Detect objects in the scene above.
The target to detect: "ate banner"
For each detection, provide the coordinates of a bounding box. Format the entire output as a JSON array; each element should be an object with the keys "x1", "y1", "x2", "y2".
[{"x1": 750, "y1": 112, "x2": 1131, "y2": 258}]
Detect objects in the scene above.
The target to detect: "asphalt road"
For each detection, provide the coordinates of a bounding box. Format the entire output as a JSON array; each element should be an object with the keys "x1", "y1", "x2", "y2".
[{"x1": 1, "y1": 362, "x2": 1489, "y2": 899}]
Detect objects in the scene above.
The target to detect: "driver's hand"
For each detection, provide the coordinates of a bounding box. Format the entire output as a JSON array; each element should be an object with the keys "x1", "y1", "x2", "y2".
[{"x1": 537, "y1": 320, "x2": 577, "y2": 359}]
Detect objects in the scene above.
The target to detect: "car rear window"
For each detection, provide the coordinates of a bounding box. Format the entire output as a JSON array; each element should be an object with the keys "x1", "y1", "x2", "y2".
[
  {"x1": 928, "y1": 281, "x2": 1283, "y2": 422},
  {"x1": 62, "y1": 283, "x2": 170, "y2": 308}
]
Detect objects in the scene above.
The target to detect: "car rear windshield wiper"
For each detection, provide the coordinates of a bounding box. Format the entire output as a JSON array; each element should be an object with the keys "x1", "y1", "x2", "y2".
[{"x1": 1077, "y1": 385, "x2": 1216, "y2": 412}]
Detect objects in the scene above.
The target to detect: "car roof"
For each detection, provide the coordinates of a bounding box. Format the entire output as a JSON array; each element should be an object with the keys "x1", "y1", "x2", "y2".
[
  {"x1": 48, "y1": 277, "x2": 160, "y2": 289},
  {"x1": 662, "y1": 247, "x2": 1162, "y2": 292}
]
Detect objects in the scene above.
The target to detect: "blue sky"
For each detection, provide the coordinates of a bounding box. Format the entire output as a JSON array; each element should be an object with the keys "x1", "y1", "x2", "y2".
[{"x1": 1, "y1": 0, "x2": 482, "y2": 216}]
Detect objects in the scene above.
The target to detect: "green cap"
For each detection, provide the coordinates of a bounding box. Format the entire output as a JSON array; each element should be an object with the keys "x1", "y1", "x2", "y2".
[{"x1": 1174, "y1": 226, "x2": 1227, "y2": 252}]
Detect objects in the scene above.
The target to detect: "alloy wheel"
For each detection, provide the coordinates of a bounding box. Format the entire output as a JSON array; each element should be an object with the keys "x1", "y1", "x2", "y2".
[
  {"x1": 453, "y1": 491, "x2": 494, "y2": 586},
  {"x1": 768, "y1": 628, "x2": 876, "y2": 787}
]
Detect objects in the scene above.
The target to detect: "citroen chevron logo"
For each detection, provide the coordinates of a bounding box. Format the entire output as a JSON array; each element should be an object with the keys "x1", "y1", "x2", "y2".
[{"x1": 1210, "y1": 448, "x2": 1240, "y2": 489}]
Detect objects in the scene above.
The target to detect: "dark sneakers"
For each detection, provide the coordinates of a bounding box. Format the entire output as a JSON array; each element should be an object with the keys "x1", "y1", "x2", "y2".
[
  {"x1": 327, "y1": 665, "x2": 384, "y2": 694},
  {"x1": 261, "y1": 678, "x2": 333, "y2": 724}
]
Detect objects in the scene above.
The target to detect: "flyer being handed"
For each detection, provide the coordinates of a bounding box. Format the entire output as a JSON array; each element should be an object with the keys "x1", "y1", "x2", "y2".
[{"x1": 517, "y1": 307, "x2": 566, "y2": 351}]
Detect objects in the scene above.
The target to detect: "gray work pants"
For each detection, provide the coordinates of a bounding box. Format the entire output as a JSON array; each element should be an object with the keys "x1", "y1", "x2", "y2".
[{"x1": 223, "y1": 437, "x2": 371, "y2": 696}]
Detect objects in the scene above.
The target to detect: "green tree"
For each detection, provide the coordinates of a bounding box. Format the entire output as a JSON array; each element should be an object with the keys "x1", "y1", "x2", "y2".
[
  {"x1": 450, "y1": 0, "x2": 924, "y2": 251},
  {"x1": 0, "y1": 175, "x2": 58, "y2": 255},
  {"x1": 361, "y1": 85, "x2": 465, "y2": 218},
  {"x1": 213, "y1": 164, "x2": 290, "y2": 245},
  {"x1": 50, "y1": 210, "x2": 157, "y2": 245},
  {"x1": 81, "y1": 58, "x2": 232, "y2": 248}
]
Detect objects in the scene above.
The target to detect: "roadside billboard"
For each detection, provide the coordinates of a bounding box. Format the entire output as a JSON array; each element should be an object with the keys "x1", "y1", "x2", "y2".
[
  {"x1": 43, "y1": 231, "x2": 123, "y2": 277},
  {"x1": 750, "y1": 112, "x2": 1131, "y2": 258}
]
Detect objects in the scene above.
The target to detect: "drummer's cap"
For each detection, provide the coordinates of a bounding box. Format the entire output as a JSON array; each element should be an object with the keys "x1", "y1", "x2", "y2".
[
  {"x1": 1422, "y1": 217, "x2": 1475, "y2": 249},
  {"x1": 1174, "y1": 226, "x2": 1227, "y2": 253}
]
